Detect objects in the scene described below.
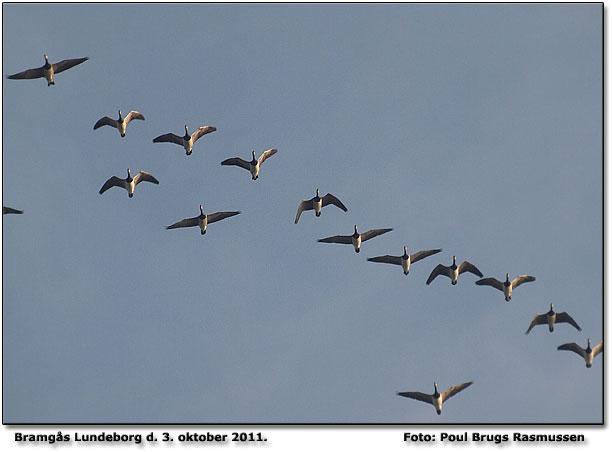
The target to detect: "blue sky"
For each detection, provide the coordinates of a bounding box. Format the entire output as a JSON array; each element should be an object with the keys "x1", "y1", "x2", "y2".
[{"x1": 1, "y1": 3, "x2": 602, "y2": 424}]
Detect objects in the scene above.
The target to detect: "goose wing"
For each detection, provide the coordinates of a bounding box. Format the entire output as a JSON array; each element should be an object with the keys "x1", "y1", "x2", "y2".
[
  {"x1": 525, "y1": 314, "x2": 548, "y2": 335},
  {"x1": 321, "y1": 193, "x2": 348, "y2": 212},
  {"x1": 426, "y1": 264, "x2": 451, "y2": 285},
  {"x1": 441, "y1": 381, "x2": 473, "y2": 402},
  {"x1": 458, "y1": 261, "x2": 483, "y2": 277},
  {"x1": 207, "y1": 211, "x2": 241, "y2": 224},
  {"x1": 191, "y1": 126, "x2": 216, "y2": 143},
  {"x1": 257, "y1": 148, "x2": 278, "y2": 165},
  {"x1": 3, "y1": 206, "x2": 23, "y2": 215},
  {"x1": 511, "y1": 275, "x2": 536, "y2": 289},
  {"x1": 124, "y1": 111, "x2": 145, "y2": 125},
  {"x1": 93, "y1": 116, "x2": 117, "y2": 130},
  {"x1": 317, "y1": 234, "x2": 353, "y2": 245},
  {"x1": 475, "y1": 277, "x2": 505, "y2": 291},
  {"x1": 294, "y1": 199, "x2": 315, "y2": 224},
  {"x1": 166, "y1": 216, "x2": 199, "y2": 229},
  {"x1": 361, "y1": 228, "x2": 393, "y2": 242},
  {"x1": 7, "y1": 66, "x2": 44, "y2": 80},
  {"x1": 410, "y1": 249, "x2": 442, "y2": 264},
  {"x1": 397, "y1": 391, "x2": 432, "y2": 405},
  {"x1": 555, "y1": 312, "x2": 582, "y2": 331},
  {"x1": 99, "y1": 176, "x2": 125, "y2": 194},
  {"x1": 52, "y1": 57, "x2": 88, "y2": 74},
  {"x1": 221, "y1": 157, "x2": 251, "y2": 170},
  {"x1": 557, "y1": 342, "x2": 585, "y2": 358},
  {"x1": 367, "y1": 255, "x2": 402, "y2": 266},
  {"x1": 153, "y1": 132, "x2": 183, "y2": 145},
  {"x1": 133, "y1": 171, "x2": 159, "y2": 186},
  {"x1": 593, "y1": 342, "x2": 603, "y2": 357}
]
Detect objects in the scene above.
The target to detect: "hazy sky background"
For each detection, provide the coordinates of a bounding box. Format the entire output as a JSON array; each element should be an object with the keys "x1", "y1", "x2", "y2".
[{"x1": 2, "y1": 3, "x2": 602, "y2": 424}]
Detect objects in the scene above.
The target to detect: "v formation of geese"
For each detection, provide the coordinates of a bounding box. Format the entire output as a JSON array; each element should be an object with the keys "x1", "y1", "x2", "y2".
[{"x1": 5, "y1": 50, "x2": 601, "y2": 419}]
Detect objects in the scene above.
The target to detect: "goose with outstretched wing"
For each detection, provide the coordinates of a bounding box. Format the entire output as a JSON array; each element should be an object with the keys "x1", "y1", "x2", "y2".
[
  {"x1": 99, "y1": 169, "x2": 159, "y2": 198},
  {"x1": 318, "y1": 225, "x2": 392, "y2": 253},
  {"x1": 221, "y1": 149, "x2": 278, "y2": 180},
  {"x1": 153, "y1": 124, "x2": 216, "y2": 155},
  {"x1": 525, "y1": 304, "x2": 581, "y2": 334},
  {"x1": 94, "y1": 110, "x2": 145, "y2": 137},
  {"x1": 558, "y1": 339, "x2": 603, "y2": 368},
  {"x1": 426, "y1": 255, "x2": 483, "y2": 285},
  {"x1": 368, "y1": 247, "x2": 441, "y2": 275},
  {"x1": 166, "y1": 205, "x2": 241, "y2": 235},
  {"x1": 475, "y1": 273, "x2": 535, "y2": 301},
  {"x1": 7, "y1": 54, "x2": 88, "y2": 86},
  {"x1": 295, "y1": 189, "x2": 347, "y2": 224},
  {"x1": 397, "y1": 381, "x2": 473, "y2": 415}
]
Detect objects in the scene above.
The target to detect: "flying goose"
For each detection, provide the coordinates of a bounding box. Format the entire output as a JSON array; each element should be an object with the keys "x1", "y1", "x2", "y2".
[
  {"x1": 99, "y1": 169, "x2": 159, "y2": 198},
  {"x1": 397, "y1": 381, "x2": 473, "y2": 415},
  {"x1": 557, "y1": 339, "x2": 603, "y2": 368},
  {"x1": 525, "y1": 304, "x2": 582, "y2": 334},
  {"x1": 295, "y1": 189, "x2": 348, "y2": 224},
  {"x1": 153, "y1": 124, "x2": 216, "y2": 155},
  {"x1": 94, "y1": 110, "x2": 145, "y2": 137},
  {"x1": 166, "y1": 205, "x2": 241, "y2": 235},
  {"x1": 475, "y1": 273, "x2": 535, "y2": 301},
  {"x1": 221, "y1": 149, "x2": 278, "y2": 180},
  {"x1": 3, "y1": 206, "x2": 23, "y2": 215},
  {"x1": 318, "y1": 225, "x2": 392, "y2": 253},
  {"x1": 426, "y1": 256, "x2": 483, "y2": 285},
  {"x1": 7, "y1": 54, "x2": 88, "y2": 86},
  {"x1": 368, "y1": 247, "x2": 442, "y2": 275}
]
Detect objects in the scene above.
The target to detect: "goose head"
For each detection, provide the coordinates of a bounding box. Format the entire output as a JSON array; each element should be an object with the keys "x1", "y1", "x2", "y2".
[
  {"x1": 315, "y1": 188, "x2": 320, "y2": 198},
  {"x1": 586, "y1": 338, "x2": 592, "y2": 351},
  {"x1": 44, "y1": 54, "x2": 49, "y2": 63},
  {"x1": 433, "y1": 382, "x2": 439, "y2": 396},
  {"x1": 505, "y1": 273, "x2": 511, "y2": 283},
  {"x1": 199, "y1": 204, "x2": 205, "y2": 215},
  {"x1": 118, "y1": 109, "x2": 123, "y2": 120},
  {"x1": 403, "y1": 246, "x2": 408, "y2": 257},
  {"x1": 251, "y1": 150, "x2": 257, "y2": 162},
  {"x1": 549, "y1": 303, "x2": 554, "y2": 313},
  {"x1": 183, "y1": 125, "x2": 190, "y2": 139},
  {"x1": 353, "y1": 225, "x2": 359, "y2": 234},
  {"x1": 452, "y1": 255, "x2": 457, "y2": 264}
]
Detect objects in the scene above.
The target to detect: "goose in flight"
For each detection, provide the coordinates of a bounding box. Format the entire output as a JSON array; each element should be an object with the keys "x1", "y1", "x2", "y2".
[
  {"x1": 475, "y1": 273, "x2": 535, "y2": 301},
  {"x1": 3, "y1": 206, "x2": 23, "y2": 215},
  {"x1": 7, "y1": 54, "x2": 88, "y2": 86},
  {"x1": 221, "y1": 149, "x2": 278, "y2": 180},
  {"x1": 525, "y1": 304, "x2": 581, "y2": 334},
  {"x1": 166, "y1": 205, "x2": 241, "y2": 235},
  {"x1": 153, "y1": 124, "x2": 216, "y2": 155},
  {"x1": 295, "y1": 189, "x2": 347, "y2": 224},
  {"x1": 368, "y1": 247, "x2": 441, "y2": 275},
  {"x1": 397, "y1": 381, "x2": 473, "y2": 415},
  {"x1": 426, "y1": 256, "x2": 483, "y2": 285},
  {"x1": 99, "y1": 169, "x2": 159, "y2": 198},
  {"x1": 318, "y1": 225, "x2": 392, "y2": 253},
  {"x1": 558, "y1": 339, "x2": 603, "y2": 368},
  {"x1": 94, "y1": 110, "x2": 145, "y2": 137}
]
